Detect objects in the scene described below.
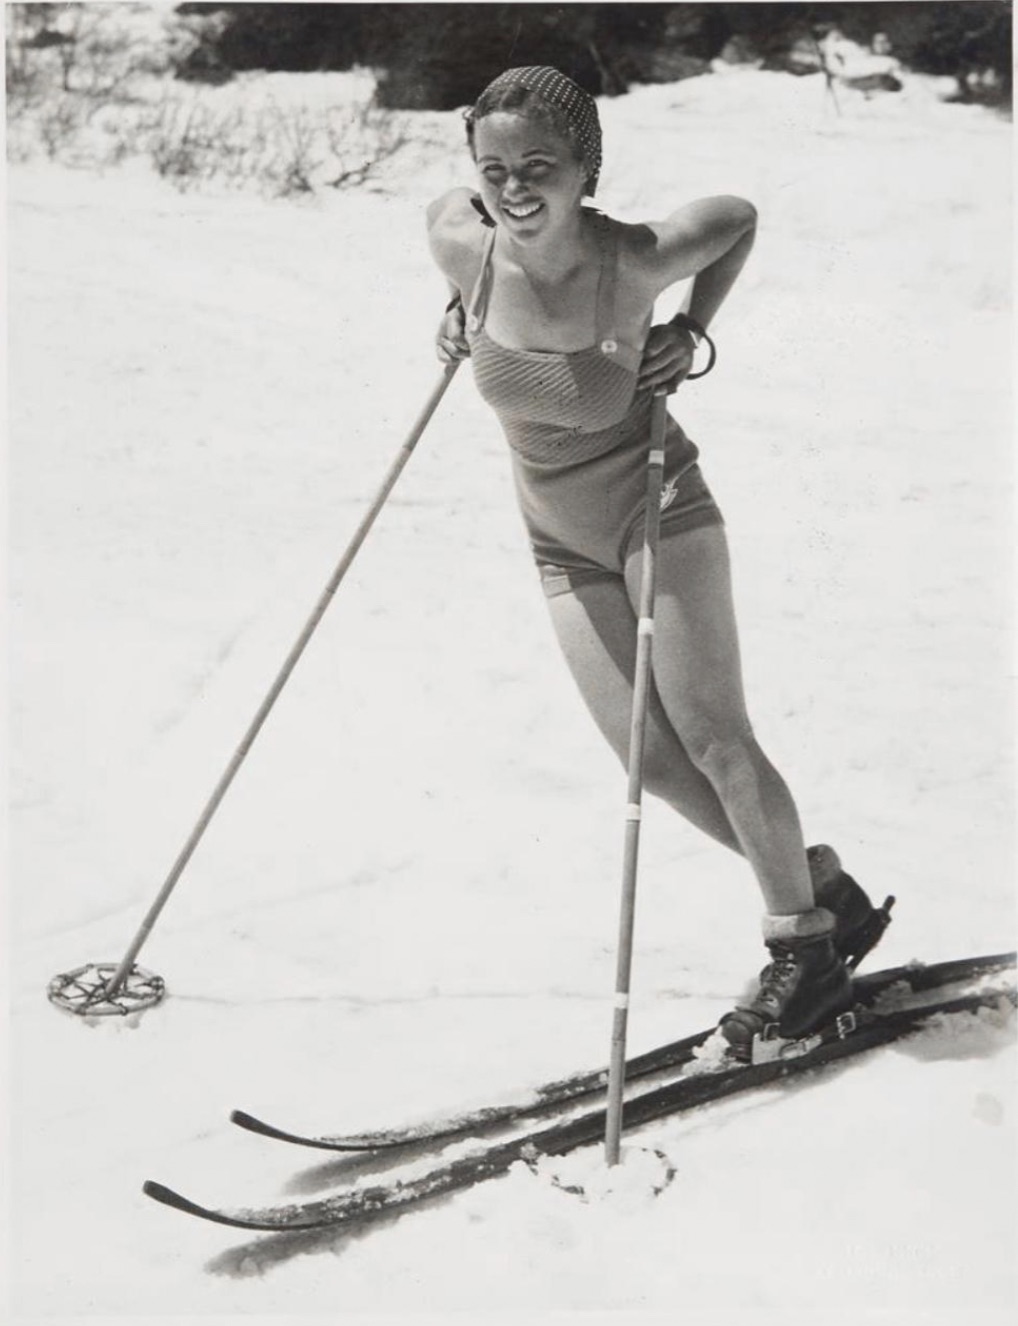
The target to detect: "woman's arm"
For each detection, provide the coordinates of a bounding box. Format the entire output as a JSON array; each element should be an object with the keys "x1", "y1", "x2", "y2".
[
  {"x1": 426, "y1": 188, "x2": 481, "y2": 294},
  {"x1": 642, "y1": 195, "x2": 757, "y2": 323},
  {"x1": 426, "y1": 189, "x2": 481, "y2": 363},
  {"x1": 633, "y1": 195, "x2": 757, "y2": 391}
]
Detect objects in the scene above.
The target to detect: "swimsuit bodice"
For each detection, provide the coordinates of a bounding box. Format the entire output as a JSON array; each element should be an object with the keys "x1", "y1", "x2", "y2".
[
  {"x1": 457, "y1": 206, "x2": 711, "y2": 588},
  {"x1": 464, "y1": 214, "x2": 654, "y2": 466}
]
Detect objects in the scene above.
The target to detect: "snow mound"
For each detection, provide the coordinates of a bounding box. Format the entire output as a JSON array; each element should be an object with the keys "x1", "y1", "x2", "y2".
[
  {"x1": 526, "y1": 1143, "x2": 676, "y2": 1212},
  {"x1": 903, "y1": 996, "x2": 1017, "y2": 1063},
  {"x1": 687, "y1": 1027, "x2": 734, "y2": 1075}
]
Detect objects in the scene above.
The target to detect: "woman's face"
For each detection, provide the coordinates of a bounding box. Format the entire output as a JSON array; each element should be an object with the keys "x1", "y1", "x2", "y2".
[{"x1": 473, "y1": 111, "x2": 587, "y2": 241}]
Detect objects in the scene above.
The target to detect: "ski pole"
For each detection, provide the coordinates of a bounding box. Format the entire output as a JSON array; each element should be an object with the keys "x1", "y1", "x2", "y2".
[
  {"x1": 604, "y1": 389, "x2": 669, "y2": 1165},
  {"x1": 49, "y1": 360, "x2": 460, "y2": 1017}
]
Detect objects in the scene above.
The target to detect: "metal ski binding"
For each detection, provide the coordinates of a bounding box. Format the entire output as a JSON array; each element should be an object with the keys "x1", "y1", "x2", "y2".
[{"x1": 751, "y1": 1009, "x2": 857, "y2": 1065}]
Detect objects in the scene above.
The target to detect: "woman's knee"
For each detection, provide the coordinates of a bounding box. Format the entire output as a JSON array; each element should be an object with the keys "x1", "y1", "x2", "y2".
[
  {"x1": 678, "y1": 715, "x2": 759, "y2": 788},
  {"x1": 641, "y1": 726, "x2": 710, "y2": 800},
  {"x1": 641, "y1": 736, "x2": 683, "y2": 798}
]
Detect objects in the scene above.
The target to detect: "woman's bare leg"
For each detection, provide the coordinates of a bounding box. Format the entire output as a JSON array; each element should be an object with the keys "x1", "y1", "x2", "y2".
[
  {"x1": 623, "y1": 524, "x2": 813, "y2": 916},
  {"x1": 544, "y1": 576, "x2": 740, "y2": 851}
]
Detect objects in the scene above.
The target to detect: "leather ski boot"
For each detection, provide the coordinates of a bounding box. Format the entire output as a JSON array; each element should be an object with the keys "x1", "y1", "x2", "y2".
[
  {"x1": 720, "y1": 907, "x2": 854, "y2": 1063},
  {"x1": 807, "y1": 844, "x2": 895, "y2": 969}
]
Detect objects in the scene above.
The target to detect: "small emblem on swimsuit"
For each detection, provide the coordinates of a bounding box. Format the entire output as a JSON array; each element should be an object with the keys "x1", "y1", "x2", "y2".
[
  {"x1": 600, "y1": 338, "x2": 618, "y2": 355},
  {"x1": 660, "y1": 477, "x2": 679, "y2": 512}
]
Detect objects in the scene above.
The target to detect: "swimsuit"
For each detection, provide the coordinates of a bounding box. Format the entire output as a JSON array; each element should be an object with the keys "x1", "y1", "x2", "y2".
[{"x1": 464, "y1": 211, "x2": 724, "y2": 598}]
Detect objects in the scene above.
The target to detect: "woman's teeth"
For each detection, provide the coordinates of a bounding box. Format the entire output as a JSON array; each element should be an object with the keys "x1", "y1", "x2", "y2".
[{"x1": 503, "y1": 201, "x2": 543, "y2": 219}]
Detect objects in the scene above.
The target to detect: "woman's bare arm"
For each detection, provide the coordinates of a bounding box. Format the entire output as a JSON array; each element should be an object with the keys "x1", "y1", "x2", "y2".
[
  {"x1": 426, "y1": 189, "x2": 481, "y2": 361},
  {"x1": 630, "y1": 196, "x2": 757, "y2": 390},
  {"x1": 636, "y1": 195, "x2": 758, "y2": 328}
]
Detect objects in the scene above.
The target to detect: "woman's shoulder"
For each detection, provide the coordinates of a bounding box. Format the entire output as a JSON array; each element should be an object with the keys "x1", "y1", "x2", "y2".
[
  {"x1": 426, "y1": 186, "x2": 480, "y2": 227},
  {"x1": 427, "y1": 188, "x2": 489, "y2": 290},
  {"x1": 602, "y1": 213, "x2": 667, "y2": 296},
  {"x1": 427, "y1": 188, "x2": 486, "y2": 254}
]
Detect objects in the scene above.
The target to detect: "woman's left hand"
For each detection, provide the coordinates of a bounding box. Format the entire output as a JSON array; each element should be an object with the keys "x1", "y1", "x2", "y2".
[{"x1": 637, "y1": 322, "x2": 696, "y2": 394}]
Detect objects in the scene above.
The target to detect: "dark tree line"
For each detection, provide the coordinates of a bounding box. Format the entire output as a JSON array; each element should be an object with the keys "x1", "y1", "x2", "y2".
[{"x1": 174, "y1": 3, "x2": 1011, "y2": 106}]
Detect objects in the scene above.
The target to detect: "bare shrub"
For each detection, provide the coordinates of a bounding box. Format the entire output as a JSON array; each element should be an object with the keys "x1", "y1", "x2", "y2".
[
  {"x1": 324, "y1": 100, "x2": 408, "y2": 189},
  {"x1": 264, "y1": 99, "x2": 320, "y2": 196},
  {"x1": 5, "y1": 4, "x2": 58, "y2": 109},
  {"x1": 6, "y1": 4, "x2": 408, "y2": 199},
  {"x1": 36, "y1": 93, "x2": 86, "y2": 160},
  {"x1": 137, "y1": 89, "x2": 407, "y2": 199},
  {"x1": 143, "y1": 98, "x2": 262, "y2": 191},
  {"x1": 6, "y1": 2, "x2": 174, "y2": 162}
]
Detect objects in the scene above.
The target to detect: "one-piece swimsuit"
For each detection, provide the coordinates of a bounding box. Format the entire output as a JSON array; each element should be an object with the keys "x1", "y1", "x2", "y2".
[{"x1": 464, "y1": 210, "x2": 724, "y2": 597}]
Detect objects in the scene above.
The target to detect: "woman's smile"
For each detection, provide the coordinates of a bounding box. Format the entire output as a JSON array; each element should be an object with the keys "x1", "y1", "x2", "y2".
[{"x1": 501, "y1": 199, "x2": 545, "y2": 221}]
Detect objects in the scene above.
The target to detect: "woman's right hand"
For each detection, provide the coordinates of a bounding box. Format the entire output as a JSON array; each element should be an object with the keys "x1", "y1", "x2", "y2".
[{"x1": 436, "y1": 300, "x2": 471, "y2": 364}]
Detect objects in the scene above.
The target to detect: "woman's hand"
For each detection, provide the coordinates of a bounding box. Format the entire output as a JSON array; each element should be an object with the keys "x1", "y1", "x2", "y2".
[
  {"x1": 436, "y1": 300, "x2": 471, "y2": 364},
  {"x1": 637, "y1": 322, "x2": 696, "y2": 394}
]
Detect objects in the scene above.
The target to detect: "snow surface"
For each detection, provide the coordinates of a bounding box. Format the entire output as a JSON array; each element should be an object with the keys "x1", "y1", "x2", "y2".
[{"x1": 5, "y1": 58, "x2": 1016, "y2": 1326}]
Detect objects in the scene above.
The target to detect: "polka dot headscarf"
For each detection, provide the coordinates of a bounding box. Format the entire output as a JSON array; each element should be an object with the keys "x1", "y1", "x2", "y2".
[{"x1": 470, "y1": 66, "x2": 603, "y2": 195}]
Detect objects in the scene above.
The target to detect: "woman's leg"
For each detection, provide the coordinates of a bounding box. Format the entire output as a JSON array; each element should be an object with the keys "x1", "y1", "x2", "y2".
[
  {"x1": 623, "y1": 524, "x2": 813, "y2": 916},
  {"x1": 544, "y1": 575, "x2": 740, "y2": 851}
]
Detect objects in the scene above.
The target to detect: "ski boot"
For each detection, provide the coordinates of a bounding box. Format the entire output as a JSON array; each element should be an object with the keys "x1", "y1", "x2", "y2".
[
  {"x1": 807, "y1": 844, "x2": 895, "y2": 970},
  {"x1": 720, "y1": 907, "x2": 854, "y2": 1063}
]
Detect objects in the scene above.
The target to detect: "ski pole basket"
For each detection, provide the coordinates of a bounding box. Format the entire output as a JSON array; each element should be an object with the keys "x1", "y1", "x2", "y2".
[{"x1": 47, "y1": 962, "x2": 166, "y2": 1017}]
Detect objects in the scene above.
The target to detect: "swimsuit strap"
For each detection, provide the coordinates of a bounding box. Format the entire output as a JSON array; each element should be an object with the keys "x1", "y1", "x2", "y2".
[
  {"x1": 593, "y1": 215, "x2": 621, "y2": 358},
  {"x1": 466, "y1": 223, "x2": 498, "y2": 334}
]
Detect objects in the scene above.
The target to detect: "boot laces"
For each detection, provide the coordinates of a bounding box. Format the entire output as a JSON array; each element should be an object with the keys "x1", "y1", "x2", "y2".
[{"x1": 759, "y1": 945, "x2": 799, "y2": 1001}]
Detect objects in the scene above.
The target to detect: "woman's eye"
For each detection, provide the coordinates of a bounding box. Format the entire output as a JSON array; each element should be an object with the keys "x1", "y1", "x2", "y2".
[
  {"x1": 526, "y1": 162, "x2": 551, "y2": 176},
  {"x1": 482, "y1": 165, "x2": 506, "y2": 181}
]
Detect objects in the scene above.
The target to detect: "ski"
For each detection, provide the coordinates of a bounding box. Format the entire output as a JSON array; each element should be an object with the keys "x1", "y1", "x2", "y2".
[
  {"x1": 144, "y1": 956, "x2": 1015, "y2": 1234},
  {"x1": 228, "y1": 950, "x2": 1015, "y2": 1155}
]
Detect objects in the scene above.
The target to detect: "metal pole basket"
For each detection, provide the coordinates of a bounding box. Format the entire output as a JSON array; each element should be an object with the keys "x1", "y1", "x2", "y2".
[{"x1": 47, "y1": 962, "x2": 166, "y2": 1017}]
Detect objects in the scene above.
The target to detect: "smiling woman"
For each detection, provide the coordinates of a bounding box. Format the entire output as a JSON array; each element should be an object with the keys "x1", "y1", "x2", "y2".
[
  {"x1": 473, "y1": 112, "x2": 587, "y2": 249},
  {"x1": 425, "y1": 66, "x2": 891, "y2": 1062}
]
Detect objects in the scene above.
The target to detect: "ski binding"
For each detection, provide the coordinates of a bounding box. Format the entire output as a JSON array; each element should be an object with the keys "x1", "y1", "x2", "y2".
[{"x1": 751, "y1": 1009, "x2": 858, "y2": 1064}]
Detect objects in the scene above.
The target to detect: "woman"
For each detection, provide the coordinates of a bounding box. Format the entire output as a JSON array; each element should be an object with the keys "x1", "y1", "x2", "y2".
[{"x1": 427, "y1": 67, "x2": 888, "y2": 1059}]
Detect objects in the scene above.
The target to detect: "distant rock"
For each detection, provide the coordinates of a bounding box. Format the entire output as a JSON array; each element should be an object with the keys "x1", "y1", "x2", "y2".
[{"x1": 714, "y1": 35, "x2": 763, "y2": 69}]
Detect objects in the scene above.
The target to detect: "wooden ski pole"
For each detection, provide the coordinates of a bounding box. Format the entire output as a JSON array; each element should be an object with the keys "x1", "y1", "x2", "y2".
[
  {"x1": 100, "y1": 362, "x2": 460, "y2": 1000},
  {"x1": 604, "y1": 389, "x2": 669, "y2": 1165}
]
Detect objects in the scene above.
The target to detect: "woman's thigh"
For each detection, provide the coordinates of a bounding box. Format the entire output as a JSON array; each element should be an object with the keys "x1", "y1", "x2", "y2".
[
  {"x1": 545, "y1": 575, "x2": 672, "y2": 761},
  {"x1": 625, "y1": 524, "x2": 754, "y2": 759},
  {"x1": 543, "y1": 574, "x2": 739, "y2": 848}
]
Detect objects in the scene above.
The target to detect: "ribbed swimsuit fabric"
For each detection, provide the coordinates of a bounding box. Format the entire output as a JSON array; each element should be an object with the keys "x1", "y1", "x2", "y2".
[{"x1": 465, "y1": 211, "x2": 723, "y2": 597}]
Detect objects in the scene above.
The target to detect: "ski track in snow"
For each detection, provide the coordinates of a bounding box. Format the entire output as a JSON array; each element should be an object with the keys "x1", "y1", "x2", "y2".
[{"x1": 6, "y1": 64, "x2": 1016, "y2": 1325}]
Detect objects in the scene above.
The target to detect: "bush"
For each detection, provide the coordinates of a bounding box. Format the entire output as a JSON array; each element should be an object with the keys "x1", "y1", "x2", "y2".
[
  {"x1": 6, "y1": 2, "x2": 171, "y2": 162},
  {"x1": 5, "y1": 2, "x2": 409, "y2": 195},
  {"x1": 172, "y1": 2, "x2": 1012, "y2": 107},
  {"x1": 174, "y1": 3, "x2": 705, "y2": 101},
  {"x1": 874, "y1": 1, "x2": 1011, "y2": 102}
]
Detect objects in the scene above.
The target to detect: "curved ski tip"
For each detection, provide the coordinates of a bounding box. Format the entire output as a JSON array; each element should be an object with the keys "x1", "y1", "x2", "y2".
[
  {"x1": 230, "y1": 1109, "x2": 268, "y2": 1132},
  {"x1": 143, "y1": 1179, "x2": 192, "y2": 1211},
  {"x1": 143, "y1": 1180, "x2": 244, "y2": 1228}
]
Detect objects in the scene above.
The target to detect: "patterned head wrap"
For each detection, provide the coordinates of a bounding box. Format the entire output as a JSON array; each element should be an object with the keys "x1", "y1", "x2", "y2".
[{"x1": 468, "y1": 66, "x2": 602, "y2": 195}]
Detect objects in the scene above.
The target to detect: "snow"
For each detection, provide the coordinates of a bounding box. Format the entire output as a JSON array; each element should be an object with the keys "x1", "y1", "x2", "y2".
[{"x1": 5, "y1": 51, "x2": 1016, "y2": 1326}]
